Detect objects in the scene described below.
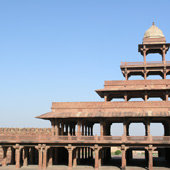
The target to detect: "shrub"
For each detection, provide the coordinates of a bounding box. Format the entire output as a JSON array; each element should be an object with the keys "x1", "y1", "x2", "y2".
[{"x1": 114, "y1": 150, "x2": 121, "y2": 155}]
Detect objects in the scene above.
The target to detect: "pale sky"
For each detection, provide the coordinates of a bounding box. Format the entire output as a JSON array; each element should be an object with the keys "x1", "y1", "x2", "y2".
[{"x1": 0, "y1": 0, "x2": 169, "y2": 136}]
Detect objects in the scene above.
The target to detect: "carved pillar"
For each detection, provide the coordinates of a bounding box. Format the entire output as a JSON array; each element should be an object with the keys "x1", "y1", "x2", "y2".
[
  {"x1": 123, "y1": 120, "x2": 128, "y2": 137},
  {"x1": 2, "y1": 147, "x2": 8, "y2": 167},
  {"x1": 162, "y1": 45, "x2": 166, "y2": 63},
  {"x1": 145, "y1": 120, "x2": 151, "y2": 137},
  {"x1": 143, "y1": 47, "x2": 146, "y2": 64},
  {"x1": 85, "y1": 125, "x2": 87, "y2": 136},
  {"x1": 68, "y1": 148, "x2": 73, "y2": 169},
  {"x1": 35, "y1": 145, "x2": 43, "y2": 169},
  {"x1": 94, "y1": 145, "x2": 101, "y2": 170},
  {"x1": 144, "y1": 69, "x2": 147, "y2": 80},
  {"x1": 91, "y1": 125, "x2": 93, "y2": 136},
  {"x1": 100, "y1": 121, "x2": 104, "y2": 137},
  {"x1": 148, "y1": 146, "x2": 153, "y2": 170},
  {"x1": 61, "y1": 123, "x2": 64, "y2": 135},
  {"x1": 104, "y1": 95, "x2": 108, "y2": 102},
  {"x1": 51, "y1": 119, "x2": 55, "y2": 135},
  {"x1": 55, "y1": 121, "x2": 59, "y2": 136},
  {"x1": 82, "y1": 124, "x2": 84, "y2": 136},
  {"x1": 124, "y1": 92, "x2": 127, "y2": 102},
  {"x1": 73, "y1": 148, "x2": 77, "y2": 167},
  {"x1": 121, "y1": 145, "x2": 127, "y2": 170},
  {"x1": 14, "y1": 144, "x2": 23, "y2": 169},
  {"x1": 77, "y1": 121, "x2": 81, "y2": 136},
  {"x1": 165, "y1": 91, "x2": 169, "y2": 101},
  {"x1": 42, "y1": 145, "x2": 50, "y2": 169},
  {"x1": 23, "y1": 147, "x2": 28, "y2": 166},
  {"x1": 163, "y1": 68, "x2": 166, "y2": 79},
  {"x1": 48, "y1": 148, "x2": 53, "y2": 166},
  {"x1": 144, "y1": 91, "x2": 148, "y2": 101}
]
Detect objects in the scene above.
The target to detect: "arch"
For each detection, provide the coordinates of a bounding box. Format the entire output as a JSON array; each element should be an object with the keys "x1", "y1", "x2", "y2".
[
  {"x1": 150, "y1": 123, "x2": 164, "y2": 136},
  {"x1": 111, "y1": 123, "x2": 123, "y2": 136},
  {"x1": 129, "y1": 123, "x2": 145, "y2": 136}
]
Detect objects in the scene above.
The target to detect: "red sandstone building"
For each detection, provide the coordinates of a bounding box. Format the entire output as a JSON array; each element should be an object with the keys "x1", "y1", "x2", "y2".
[{"x1": 0, "y1": 23, "x2": 170, "y2": 170}]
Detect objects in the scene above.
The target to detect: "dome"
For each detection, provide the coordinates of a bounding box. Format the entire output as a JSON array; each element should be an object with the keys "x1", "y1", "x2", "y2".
[{"x1": 143, "y1": 22, "x2": 165, "y2": 39}]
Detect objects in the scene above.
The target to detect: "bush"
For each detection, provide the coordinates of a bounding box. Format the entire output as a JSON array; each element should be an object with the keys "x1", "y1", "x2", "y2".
[{"x1": 114, "y1": 150, "x2": 121, "y2": 155}]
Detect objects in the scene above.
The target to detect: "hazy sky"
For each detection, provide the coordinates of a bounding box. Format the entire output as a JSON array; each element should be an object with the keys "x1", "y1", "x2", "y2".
[{"x1": 0, "y1": 1, "x2": 169, "y2": 136}]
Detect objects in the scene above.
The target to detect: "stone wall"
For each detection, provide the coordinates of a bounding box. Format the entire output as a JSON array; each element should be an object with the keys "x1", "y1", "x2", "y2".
[{"x1": 0, "y1": 128, "x2": 51, "y2": 135}]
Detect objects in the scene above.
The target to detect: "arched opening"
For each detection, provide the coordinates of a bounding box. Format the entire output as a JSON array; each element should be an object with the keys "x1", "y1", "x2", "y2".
[
  {"x1": 150, "y1": 123, "x2": 164, "y2": 136},
  {"x1": 153, "y1": 148, "x2": 170, "y2": 168},
  {"x1": 111, "y1": 123, "x2": 123, "y2": 136},
  {"x1": 126, "y1": 148, "x2": 148, "y2": 168},
  {"x1": 93, "y1": 123, "x2": 100, "y2": 136},
  {"x1": 53, "y1": 147, "x2": 68, "y2": 166},
  {"x1": 129, "y1": 123, "x2": 145, "y2": 136}
]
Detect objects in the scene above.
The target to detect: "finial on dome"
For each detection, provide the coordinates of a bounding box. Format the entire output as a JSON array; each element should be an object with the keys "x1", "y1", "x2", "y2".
[{"x1": 152, "y1": 22, "x2": 155, "y2": 25}]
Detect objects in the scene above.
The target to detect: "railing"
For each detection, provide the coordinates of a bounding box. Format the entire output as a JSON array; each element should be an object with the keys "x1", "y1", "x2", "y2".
[
  {"x1": 126, "y1": 136, "x2": 149, "y2": 141},
  {"x1": 0, "y1": 135, "x2": 170, "y2": 144},
  {"x1": 121, "y1": 61, "x2": 170, "y2": 66}
]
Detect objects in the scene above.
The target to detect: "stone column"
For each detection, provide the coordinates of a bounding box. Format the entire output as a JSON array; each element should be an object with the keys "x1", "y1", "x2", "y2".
[
  {"x1": 165, "y1": 91, "x2": 169, "y2": 101},
  {"x1": 104, "y1": 95, "x2": 108, "y2": 102},
  {"x1": 77, "y1": 121, "x2": 81, "y2": 136},
  {"x1": 162, "y1": 45, "x2": 166, "y2": 63},
  {"x1": 91, "y1": 125, "x2": 93, "y2": 136},
  {"x1": 35, "y1": 145, "x2": 43, "y2": 169},
  {"x1": 14, "y1": 144, "x2": 23, "y2": 169},
  {"x1": 61, "y1": 123, "x2": 64, "y2": 135},
  {"x1": 82, "y1": 124, "x2": 84, "y2": 136},
  {"x1": 23, "y1": 147, "x2": 28, "y2": 166},
  {"x1": 144, "y1": 91, "x2": 148, "y2": 101},
  {"x1": 100, "y1": 121, "x2": 104, "y2": 137},
  {"x1": 94, "y1": 145, "x2": 101, "y2": 170},
  {"x1": 51, "y1": 119, "x2": 55, "y2": 135},
  {"x1": 123, "y1": 120, "x2": 127, "y2": 137},
  {"x1": 48, "y1": 148, "x2": 53, "y2": 166},
  {"x1": 143, "y1": 47, "x2": 146, "y2": 64},
  {"x1": 55, "y1": 121, "x2": 59, "y2": 136},
  {"x1": 85, "y1": 125, "x2": 87, "y2": 136},
  {"x1": 121, "y1": 145, "x2": 127, "y2": 170},
  {"x1": 42, "y1": 145, "x2": 50, "y2": 169},
  {"x1": 68, "y1": 148, "x2": 73, "y2": 169},
  {"x1": 73, "y1": 148, "x2": 77, "y2": 167},
  {"x1": 163, "y1": 68, "x2": 166, "y2": 79},
  {"x1": 145, "y1": 120, "x2": 151, "y2": 137},
  {"x1": 124, "y1": 92, "x2": 128, "y2": 101},
  {"x1": 2, "y1": 147, "x2": 8, "y2": 167},
  {"x1": 148, "y1": 146, "x2": 153, "y2": 170}
]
